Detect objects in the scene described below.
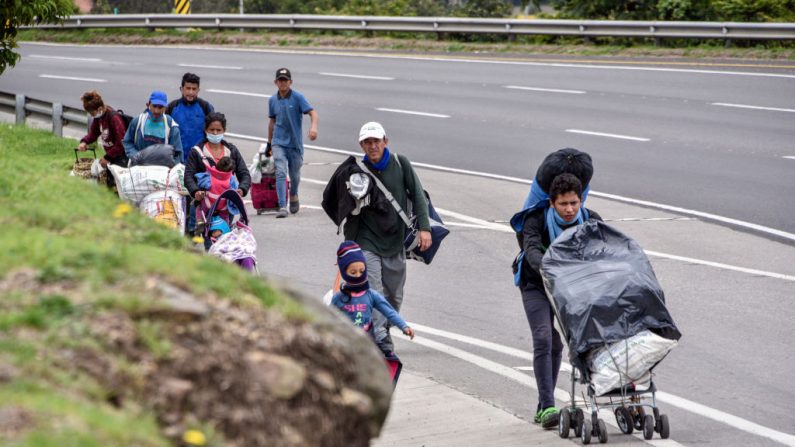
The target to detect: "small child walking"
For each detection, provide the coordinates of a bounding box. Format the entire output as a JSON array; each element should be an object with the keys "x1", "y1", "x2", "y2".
[{"x1": 330, "y1": 241, "x2": 414, "y2": 347}]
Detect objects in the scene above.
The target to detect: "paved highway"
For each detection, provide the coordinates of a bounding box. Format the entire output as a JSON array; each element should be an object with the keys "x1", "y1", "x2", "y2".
[
  {"x1": 2, "y1": 42, "x2": 794, "y2": 446},
  {"x1": 2, "y1": 42, "x2": 794, "y2": 236}
]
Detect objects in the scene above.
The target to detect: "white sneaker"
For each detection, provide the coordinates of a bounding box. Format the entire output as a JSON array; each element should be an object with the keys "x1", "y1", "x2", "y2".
[{"x1": 276, "y1": 208, "x2": 289, "y2": 218}]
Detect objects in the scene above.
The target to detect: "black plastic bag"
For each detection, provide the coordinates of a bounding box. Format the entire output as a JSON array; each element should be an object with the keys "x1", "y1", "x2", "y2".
[
  {"x1": 535, "y1": 147, "x2": 593, "y2": 193},
  {"x1": 128, "y1": 144, "x2": 180, "y2": 168},
  {"x1": 541, "y1": 220, "x2": 681, "y2": 375}
]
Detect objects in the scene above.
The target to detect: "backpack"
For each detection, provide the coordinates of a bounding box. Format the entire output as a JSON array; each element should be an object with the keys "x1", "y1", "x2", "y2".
[
  {"x1": 114, "y1": 109, "x2": 133, "y2": 130},
  {"x1": 133, "y1": 112, "x2": 178, "y2": 147},
  {"x1": 511, "y1": 148, "x2": 594, "y2": 286}
]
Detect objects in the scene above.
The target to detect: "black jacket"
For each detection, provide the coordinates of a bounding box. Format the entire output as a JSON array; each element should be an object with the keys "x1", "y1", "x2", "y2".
[
  {"x1": 322, "y1": 156, "x2": 393, "y2": 228},
  {"x1": 519, "y1": 207, "x2": 602, "y2": 291},
  {"x1": 184, "y1": 140, "x2": 251, "y2": 197}
]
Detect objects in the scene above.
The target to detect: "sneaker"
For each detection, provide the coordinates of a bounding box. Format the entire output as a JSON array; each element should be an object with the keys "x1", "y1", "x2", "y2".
[
  {"x1": 539, "y1": 407, "x2": 560, "y2": 429},
  {"x1": 289, "y1": 195, "x2": 300, "y2": 214},
  {"x1": 276, "y1": 208, "x2": 289, "y2": 218}
]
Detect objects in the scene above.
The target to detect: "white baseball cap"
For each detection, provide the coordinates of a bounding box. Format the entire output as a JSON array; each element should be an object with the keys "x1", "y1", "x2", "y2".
[{"x1": 358, "y1": 121, "x2": 386, "y2": 142}]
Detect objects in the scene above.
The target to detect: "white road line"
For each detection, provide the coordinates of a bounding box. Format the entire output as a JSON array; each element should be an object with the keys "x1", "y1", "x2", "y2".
[
  {"x1": 645, "y1": 251, "x2": 795, "y2": 282},
  {"x1": 514, "y1": 366, "x2": 534, "y2": 371},
  {"x1": 409, "y1": 325, "x2": 795, "y2": 447},
  {"x1": 207, "y1": 89, "x2": 271, "y2": 98},
  {"x1": 431, "y1": 208, "x2": 794, "y2": 282},
  {"x1": 376, "y1": 108, "x2": 450, "y2": 118},
  {"x1": 504, "y1": 85, "x2": 586, "y2": 94},
  {"x1": 566, "y1": 129, "x2": 651, "y2": 142},
  {"x1": 712, "y1": 102, "x2": 795, "y2": 113},
  {"x1": 319, "y1": 72, "x2": 394, "y2": 80},
  {"x1": 409, "y1": 335, "x2": 688, "y2": 447},
  {"x1": 30, "y1": 54, "x2": 102, "y2": 62},
  {"x1": 178, "y1": 63, "x2": 243, "y2": 70},
  {"x1": 23, "y1": 42, "x2": 795, "y2": 80},
  {"x1": 784, "y1": 156, "x2": 795, "y2": 160},
  {"x1": 38, "y1": 74, "x2": 107, "y2": 83},
  {"x1": 299, "y1": 178, "x2": 328, "y2": 186},
  {"x1": 224, "y1": 132, "x2": 795, "y2": 243}
]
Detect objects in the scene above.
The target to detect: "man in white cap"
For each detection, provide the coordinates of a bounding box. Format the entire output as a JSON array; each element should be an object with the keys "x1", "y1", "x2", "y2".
[{"x1": 343, "y1": 121, "x2": 431, "y2": 355}]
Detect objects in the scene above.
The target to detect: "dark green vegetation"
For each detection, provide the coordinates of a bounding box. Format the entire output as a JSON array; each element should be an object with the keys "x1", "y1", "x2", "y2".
[{"x1": 1, "y1": 0, "x2": 76, "y2": 74}]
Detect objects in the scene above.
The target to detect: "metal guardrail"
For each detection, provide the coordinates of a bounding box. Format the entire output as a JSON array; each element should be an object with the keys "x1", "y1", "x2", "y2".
[
  {"x1": 29, "y1": 14, "x2": 795, "y2": 41},
  {"x1": 0, "y1": 91, "x2": 88, "y2": 137}
]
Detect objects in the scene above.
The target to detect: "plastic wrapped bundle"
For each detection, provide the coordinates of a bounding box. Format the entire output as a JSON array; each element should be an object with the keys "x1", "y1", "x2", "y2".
[
  {"x1": 541, "y1": 220, "x2": 681, "y2": 377},
  {"x1": 587, "y1": 330, "x2": 678, "y2": 395}
]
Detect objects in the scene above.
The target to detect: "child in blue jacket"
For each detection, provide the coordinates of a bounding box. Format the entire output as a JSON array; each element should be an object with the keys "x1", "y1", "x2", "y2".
[{"x1": 330, "y1": 241, "x2": 414, "y2": 346}]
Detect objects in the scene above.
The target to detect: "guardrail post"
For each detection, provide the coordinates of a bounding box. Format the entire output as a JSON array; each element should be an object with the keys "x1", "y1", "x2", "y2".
[
  {"x1": 52, "y1": 103, "x2": 63, "y2": 136},
  {"x1": 15, "y1": 94, "x2": 26, "y2": 125}
]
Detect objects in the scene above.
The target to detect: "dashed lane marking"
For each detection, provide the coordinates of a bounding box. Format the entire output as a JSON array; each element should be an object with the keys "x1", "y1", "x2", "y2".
[{"x1": 38, "y1": 74, "x2": 106, "y2": 82}]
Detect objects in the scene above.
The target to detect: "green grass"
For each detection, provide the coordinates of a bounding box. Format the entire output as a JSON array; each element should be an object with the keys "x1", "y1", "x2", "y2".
[
  {"x1": 0, "y1": 124, "x2": 309, "y2": 444},
  {"x1": 0, "y1": 124, "x2": 306, "y2": 316}
]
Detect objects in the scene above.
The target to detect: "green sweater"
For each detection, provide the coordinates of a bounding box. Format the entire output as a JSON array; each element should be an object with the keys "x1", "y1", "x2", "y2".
[{"x1": 344, "y1": 153, "x2": 430, "y2": 257}]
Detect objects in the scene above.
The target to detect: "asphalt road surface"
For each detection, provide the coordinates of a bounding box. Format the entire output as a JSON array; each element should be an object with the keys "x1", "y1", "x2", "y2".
[
  {"x1": 2, "y1": 42, "x2": 794, "y2": 236},
  {"x1": 2, "y1": 42, "x2": 794, "y2": 446}
]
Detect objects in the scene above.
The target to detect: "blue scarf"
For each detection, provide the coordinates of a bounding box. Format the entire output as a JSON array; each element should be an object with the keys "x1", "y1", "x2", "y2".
[
  {"x1": 364, "y1": 147, "x2": 391, "y2": 172},
  {"x1": 545, "y1": 206, "x2": 584, "y2": 242},
  {"x1": 510, "y1": 176, "x2": 591, "y2": 233}
]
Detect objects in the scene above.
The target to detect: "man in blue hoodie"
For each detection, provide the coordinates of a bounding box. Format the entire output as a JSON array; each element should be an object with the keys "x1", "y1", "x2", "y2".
[{"x1": 166, "y1": 73, "x2": 214, "y2": 163}]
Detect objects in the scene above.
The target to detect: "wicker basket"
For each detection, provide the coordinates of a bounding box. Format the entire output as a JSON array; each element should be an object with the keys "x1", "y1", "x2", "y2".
[{"x1": 72, "y1": 148, "x2": 97, "y2": 179}]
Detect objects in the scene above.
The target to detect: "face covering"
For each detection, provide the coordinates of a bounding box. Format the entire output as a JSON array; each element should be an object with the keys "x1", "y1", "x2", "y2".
[
  {"x1": 206, "y1": 133, "x2": 224, "y2": 144},
  {"x1": 92, "y1": 110, "x2": 104, "y2": 118}
]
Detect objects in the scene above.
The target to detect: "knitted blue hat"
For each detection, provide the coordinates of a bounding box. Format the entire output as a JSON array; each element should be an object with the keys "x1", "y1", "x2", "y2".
[
  {"x1": 209, "y1": 216, "x2": 231, "y2": 235},
  {"x1": 337, "y1": 240, "x2": 368, "y2": 292}
]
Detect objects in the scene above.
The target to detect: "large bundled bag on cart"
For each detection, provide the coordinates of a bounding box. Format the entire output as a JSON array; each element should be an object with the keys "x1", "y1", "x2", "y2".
[
  {"x1": 109, "y1": 163, "x2": 187, "y2": 206},
  {"x1": 140, "y1": 189, "x2": 186, "y2": 232},
  {"x1": 540, "y1": 220, "x2": 681, "y2": 394}
]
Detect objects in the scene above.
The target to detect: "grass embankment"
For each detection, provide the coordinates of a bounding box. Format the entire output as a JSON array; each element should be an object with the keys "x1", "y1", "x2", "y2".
[
  {"x1": 0, "y1": 124, "x2": 303, "y2": 446},
  {"x1": 19, "y1": 28, "x2": 795, "y2": 60}
]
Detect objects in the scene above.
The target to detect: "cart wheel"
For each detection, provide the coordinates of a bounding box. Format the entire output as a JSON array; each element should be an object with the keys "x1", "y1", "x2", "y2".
[
  {"x1": 581, "y1": 419, "x2": 592, "y2": 445},
  {"x1": 256, "y1": 209, "x2": 263, "y2": 215},
  {"x1": 573, "y1": 409, "x2": 584, "y2": 438},
  {"x1": 643, "y1": 414, "x2": 655, "y2": 440},
  {"x1": 597, "y1": 419, "x2": 608, "y2": 444},
  {"x1": 633, "y1": 406, "x2": 646, "y2": 431},
  {"x1": 558, "y1": 408, "x2": 571, "y2": 439},
  {"x1": 657, "y1": 414, "x2": 670, "y2": 439},
  {"x1": 615, "y1": 407, "x2": 634, "y2": 434}
]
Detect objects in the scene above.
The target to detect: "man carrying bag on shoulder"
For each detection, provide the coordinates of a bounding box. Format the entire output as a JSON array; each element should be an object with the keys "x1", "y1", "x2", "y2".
[{"x1": 324, "y1": 121, "x2": 431, "y2": 356}]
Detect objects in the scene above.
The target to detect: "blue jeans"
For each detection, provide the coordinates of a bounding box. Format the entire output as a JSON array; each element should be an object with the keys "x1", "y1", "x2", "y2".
[
  {"x1": 521, "y1": 285, "x2": 563, "y2": 411},
  {"x1": 272, "y1": 144, "x2": 302, "y2": 208}
]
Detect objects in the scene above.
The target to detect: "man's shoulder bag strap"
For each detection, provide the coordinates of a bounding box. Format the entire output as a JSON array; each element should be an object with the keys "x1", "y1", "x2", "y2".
[{"x1": 354, "y1": 157, "x2": 412, "y2": 228}]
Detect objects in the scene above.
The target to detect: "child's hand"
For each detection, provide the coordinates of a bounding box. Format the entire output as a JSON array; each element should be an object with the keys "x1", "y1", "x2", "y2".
[{"x1": 403, "y1": 327, "x2": 415, "y2": 340}]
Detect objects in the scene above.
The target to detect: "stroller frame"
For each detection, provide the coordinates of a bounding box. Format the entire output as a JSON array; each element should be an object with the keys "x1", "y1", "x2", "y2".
[
  {"x1": 558, "y1": 361, "x2": 670, "y2": 444},
  {"x1": 199, "y1": 189, "x2": 258, "y2": 274}
]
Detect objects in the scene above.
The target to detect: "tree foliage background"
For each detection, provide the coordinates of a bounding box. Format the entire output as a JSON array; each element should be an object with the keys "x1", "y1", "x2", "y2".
[
  {"x1": 1, "y1": 0, "x2": 75, "y2": 74},
  {"x1": 550, "y1": 0, "x2": 795, "y2": 21},
  {"x1": 94, "y1": 0, "x2": 512, "y2": 17}
]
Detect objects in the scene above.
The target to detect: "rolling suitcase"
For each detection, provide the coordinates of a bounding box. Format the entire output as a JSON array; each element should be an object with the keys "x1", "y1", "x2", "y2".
[{"x1": 251, "y1": 174, "x2": 288, "y2": 214}]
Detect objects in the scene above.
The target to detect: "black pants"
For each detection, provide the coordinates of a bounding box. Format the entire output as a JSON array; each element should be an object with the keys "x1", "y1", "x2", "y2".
[{"x1": 521, "y1": 285, "x2": 564, "y2": 411}]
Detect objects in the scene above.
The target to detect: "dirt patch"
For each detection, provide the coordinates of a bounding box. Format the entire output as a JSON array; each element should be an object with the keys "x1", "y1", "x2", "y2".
[
  {"x1": 0, "y1": 406, "x2": 35, "y2": 438},
  {"x1": 46, "y1": 277, "x2": 391, "y2": 447}
]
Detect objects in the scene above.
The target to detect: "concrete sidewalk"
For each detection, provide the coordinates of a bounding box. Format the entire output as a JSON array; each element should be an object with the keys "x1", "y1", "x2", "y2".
[{"x1": 372, "y1": 371, "x2": 574, "y2": 447}]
